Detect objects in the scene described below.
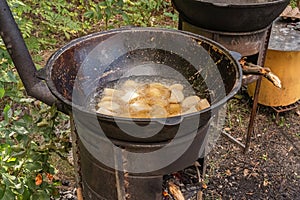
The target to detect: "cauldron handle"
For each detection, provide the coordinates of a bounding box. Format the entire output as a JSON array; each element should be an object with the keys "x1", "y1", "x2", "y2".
[
  {"x1": 229, "y1": 51, "x2": 242, "y2": 62},
  {"x1": 0, "y1": 0, "x2": 65, "y2": 112}
]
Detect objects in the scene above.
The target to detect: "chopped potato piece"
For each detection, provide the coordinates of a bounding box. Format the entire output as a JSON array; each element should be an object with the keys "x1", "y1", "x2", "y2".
[
  {"x1": 182, "y1": 106, "x2": 198, "y2": 115},
  {"x1": 181, "y1": 95, "x2": 201, "y2": 110},
  {"x1": 169, "y1": 89, "x2": 185, "y2": 103},
  {"x1": 121, "y1": 90, "x2": 140, "y2": 103},
  {"x1": 168, "y1": 103, "x2": 182, "y2": 116},
  {"x1": 97, "y1": 101, "x2": 120, "y2": 112},
  {"x1": 150, "y1": 105, "x2": 168, "y2": 118},
  {"x1": 95, "y1": 79, "x2": 210, "y2": 118},
  {"x1": 103, "y1": 88, "x2": 117, "y2": 96},
  {"x1": 169, "y1": 83, "x2": 184, "y2": 91},
  {"x1": 97, "y1": 107, "x2": 115, "y2": 116},
  {"x1": 196, "y1": 99, "x2": 210, "y2": 110}
]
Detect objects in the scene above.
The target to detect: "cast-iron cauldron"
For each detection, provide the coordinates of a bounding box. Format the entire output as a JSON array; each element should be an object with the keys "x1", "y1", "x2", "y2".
[
  {"x1": 43, "y1": 28, "x2": 242, "y2": 144},
  {"x1": 172, "y1": 0, "x2": 290, "y2": 32}
]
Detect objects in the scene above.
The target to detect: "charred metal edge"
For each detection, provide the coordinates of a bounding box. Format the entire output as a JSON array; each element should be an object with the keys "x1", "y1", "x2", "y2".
[{"x1": 70, "y1": 116, "x2": 83, "y2": 199}]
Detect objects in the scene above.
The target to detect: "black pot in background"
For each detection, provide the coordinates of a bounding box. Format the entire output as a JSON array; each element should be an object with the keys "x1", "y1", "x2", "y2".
[{"x1": 172, "y1": 0, "x2": 290, "y2": 32}]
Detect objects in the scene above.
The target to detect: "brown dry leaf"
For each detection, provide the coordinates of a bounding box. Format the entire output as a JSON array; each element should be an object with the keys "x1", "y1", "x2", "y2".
[
  {"x1": 35, "y1": 173, "x2": 43, "y2": 186},
  {"x1": 197, "y1": 191, "x2": 203, "y2": 200},
  {"x1": 168, "y1": 182, "x2": 185, "y2": 200},
  {"x1": 224, "y1": 127, "x2": 231, "y2": 132},
  {"x1": 162, "y1": 190, "x2": 169, "y2": 197},
  {"x1": 243, "y1": 169, "x2": 249, "y2": 177},
  {"x1": 225, "y1": 169, "x2": 231, "y2": 176},
  {"x1": 251, "y1": 172, "x2": 259, "y2": 178},
  {"x1": 202, "y1": 183, "x2": 208, "y2": 189},
  {"x1": 263, "y1": 179, "x2": 269, "y2": 187},
  {"x1": 46, "y1": 173, "x2": 54, "y2": 182}
]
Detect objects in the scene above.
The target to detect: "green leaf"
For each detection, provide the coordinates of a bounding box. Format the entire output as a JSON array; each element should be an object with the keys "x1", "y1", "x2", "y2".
[
  {"x1": 2, "y1": 173, "x2": 16, "y2": 186},
  {"x1": 27, "y1": 179, "x2": 37, "y2": 191},
  {"x1": 24, "y1": 162, "x2": 42, "y2": 171},
  {"x1": 0, "y1": 87, "x2": 5, "y2": 99},
  {"x1": 7, "y1": 71, "x2": 18, "y2": 83},
  {"x1": 0, "y1": 187, "x2": 15, "y2": 200},
  {"x1": 122, "y1": 13, "x2": 130, "y2": 24},
  {"x1": 3, "y1": 104, "x2": 11, "y2": 123},
  {"x1": 30, "y1": 190, "x2": 50, "y2": 200},
  {"x1": 37, "y1": 119, "x2": 49, "y2": 127},
  {"x1": 105, "y1": 7, "x2": 112, "y2": 19},
  {"x1": 84, "y1": 10, "x2": 94, "y2": 19},
  {"x1": 0, "y1": 185, "x2": 4, "y2": 199},
  {"x1": 22, "y1": 188, "x2": 31, "y2": 200},
  {"x1": 6, "y1": 157, "x2": 16, "y2": 163}
]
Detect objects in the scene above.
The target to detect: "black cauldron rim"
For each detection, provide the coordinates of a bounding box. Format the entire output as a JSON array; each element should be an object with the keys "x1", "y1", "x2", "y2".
[{"x1": 44, "y1": 27, "x2": 242, "y2": 123}]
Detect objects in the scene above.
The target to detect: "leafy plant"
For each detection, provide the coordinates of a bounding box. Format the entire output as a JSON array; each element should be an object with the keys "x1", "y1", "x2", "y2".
[
  {"x1": 0, "y1": 2, "x2": 71, "y2": 197},
  {"x1": 84, "y1": 0, "x2": 128, "y2": 30},
  {"x1": 124, "y1": 0, "x2": 171, "y2": 27},
  {"x1": 290, "y1": 0, "x2": 299, "y2": 8},
  {"x1": 0, "y1": 102, "x2": 71, "y2": 199},
  {"x1": 0, "y1": 50, "x2": 71, "y2": 198},
  {"x1": 84, "y1": 0, "x2": 176, "y2": 29}
]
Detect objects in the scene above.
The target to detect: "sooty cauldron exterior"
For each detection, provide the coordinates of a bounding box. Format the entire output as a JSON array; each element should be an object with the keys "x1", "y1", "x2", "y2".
[{"x1": 172, "y1": 0, "x2": 290, "y2": 32}]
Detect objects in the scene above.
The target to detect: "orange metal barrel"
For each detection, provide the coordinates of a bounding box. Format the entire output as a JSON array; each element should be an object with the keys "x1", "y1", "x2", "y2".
[
  {"x1": 248, "y1": 49, "x2": 300, "y2": 106},
  {"x1": 248, "y1": 20, "x2": 300, "y2": 107}
]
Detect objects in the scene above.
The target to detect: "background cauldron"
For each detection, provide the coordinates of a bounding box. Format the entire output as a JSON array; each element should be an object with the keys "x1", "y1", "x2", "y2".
[{"x1": 172, "y1": 0, "x2": 290, "y2": 32}]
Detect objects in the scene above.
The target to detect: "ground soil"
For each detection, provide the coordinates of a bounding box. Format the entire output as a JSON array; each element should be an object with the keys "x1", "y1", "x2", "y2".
[{"x1": 202, "y1": 88, "x2": 300, "y2": 200}]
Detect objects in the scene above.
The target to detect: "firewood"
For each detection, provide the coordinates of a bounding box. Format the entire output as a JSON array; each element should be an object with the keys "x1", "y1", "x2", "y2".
[{"x1": 168, "y1": 182, "x2": 185, "y2": 200}]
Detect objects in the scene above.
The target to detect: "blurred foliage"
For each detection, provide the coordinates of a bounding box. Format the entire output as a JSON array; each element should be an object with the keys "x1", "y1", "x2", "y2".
[{"x1": 84, "y1": 0, "x2": 177, "y2": 29}]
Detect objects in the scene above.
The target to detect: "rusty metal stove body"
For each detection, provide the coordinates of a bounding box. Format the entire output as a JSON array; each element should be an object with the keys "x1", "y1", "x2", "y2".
[{"x1": 178, "y1": 16, "x2": 273, "y2": 152}]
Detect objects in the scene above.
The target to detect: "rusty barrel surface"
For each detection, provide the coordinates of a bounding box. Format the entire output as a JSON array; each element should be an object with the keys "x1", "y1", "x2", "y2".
[{"x1": 76, "y1": 122, "x2": 210, "y2": 200}]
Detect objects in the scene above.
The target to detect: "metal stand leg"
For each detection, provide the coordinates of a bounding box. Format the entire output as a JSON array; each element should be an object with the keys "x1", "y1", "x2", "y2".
[
  {"x1": 244, "y1": 77, "x2": 262, "y2": 153},
  {"x1": 244, "y1": 25, "x2": 272, "y2": 153}
]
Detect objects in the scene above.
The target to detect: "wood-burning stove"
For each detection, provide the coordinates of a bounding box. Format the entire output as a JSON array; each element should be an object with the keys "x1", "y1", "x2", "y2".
[{"x1": 178, "y1": 15, "x2": 272, "y2": 154}]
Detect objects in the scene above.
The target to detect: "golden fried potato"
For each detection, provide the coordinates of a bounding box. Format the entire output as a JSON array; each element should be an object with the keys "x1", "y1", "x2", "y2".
[
  {"x1": 145, "y1": 83, "x2": 171, "y2": 98},
  {"x1": 168, "y1": 103, "x2": 182, "y2": 116},
  {"x1": 196, "y1": 98, "x2": 210, "y2": 111}
]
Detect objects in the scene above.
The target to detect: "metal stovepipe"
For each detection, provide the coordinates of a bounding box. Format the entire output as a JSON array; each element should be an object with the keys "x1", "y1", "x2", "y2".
[{"x1": 0, "y1": 0, "x2": 65, "y2": 112}]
